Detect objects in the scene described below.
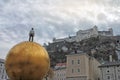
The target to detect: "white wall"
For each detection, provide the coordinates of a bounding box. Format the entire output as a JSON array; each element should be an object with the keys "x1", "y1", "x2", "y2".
[
  {"x1": 100, "y1": 65, "x2": 120, "y2": 80},
  {"x1": 0, "y1": 62, "x2": 8, "y2": 80},
  {"x1": 53, "y1": 68, "x2": 66, "y2": 80}
]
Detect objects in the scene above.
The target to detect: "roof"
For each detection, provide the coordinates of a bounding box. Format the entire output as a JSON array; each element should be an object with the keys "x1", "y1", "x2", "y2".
[
  {"x1": 98, "y1": 31, "x2": 111, "y2": 34},
  {"x1": 0, "y1": 58, "x2": 5, "y2": 63},
  {"x1": 54, "y1": 63, "x2": 66, "y2": 70},
  {"x1": 56, "y1": 63, "x2": 66, "y2": 67},
  {"x1": 54, "y1": 67, "x2": 66, "y2": 70},
  {"x1": 99, "y1": 61, "x2": 120, "y2": 67},
  {"x1": 77, "y1": 28, "x2": 94, "y2": 34},
  {"x1": 66, "y1": 53, "x2": 89, "y2": 57}
]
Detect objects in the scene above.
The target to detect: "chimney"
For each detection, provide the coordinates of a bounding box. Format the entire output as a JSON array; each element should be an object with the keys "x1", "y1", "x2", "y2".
[{"x1": 109, "y1": 55, "x2": 112, "y2": 62}]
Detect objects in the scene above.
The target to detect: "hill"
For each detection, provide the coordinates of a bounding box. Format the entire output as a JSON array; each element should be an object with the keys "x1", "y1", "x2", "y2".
[{"x1": 45, "y1": 36, "x2": 120, "y2": 67}]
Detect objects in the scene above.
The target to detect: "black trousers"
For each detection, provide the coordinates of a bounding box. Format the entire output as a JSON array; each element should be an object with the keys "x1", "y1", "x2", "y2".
[{"x1": 29, "y1": 35, "x2": 34, "y2": 42}]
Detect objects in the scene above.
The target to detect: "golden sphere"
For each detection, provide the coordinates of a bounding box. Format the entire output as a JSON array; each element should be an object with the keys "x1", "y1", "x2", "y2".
[{"x1": 5, "y1": 41, "x2": 50, "y2": 80}]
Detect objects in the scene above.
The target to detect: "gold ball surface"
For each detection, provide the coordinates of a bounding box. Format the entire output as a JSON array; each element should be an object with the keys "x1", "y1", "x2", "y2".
[{"x1": 5, "y1": 41, "x2": 50, "y2": 80}]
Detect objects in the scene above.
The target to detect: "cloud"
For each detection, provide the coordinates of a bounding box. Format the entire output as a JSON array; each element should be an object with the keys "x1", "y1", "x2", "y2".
[
  {"x1": 0, "y1": 0, "x2": 120, "y2": 58},
  {"x1": 0, "y1": 0, "x2": 120, "y2": 25}
]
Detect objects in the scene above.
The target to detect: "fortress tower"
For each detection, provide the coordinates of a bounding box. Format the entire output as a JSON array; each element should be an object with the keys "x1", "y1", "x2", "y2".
[
  {"x1": 76, "y1": 25, "x2": 99, "y2": 42},
  {"x1": 109, "y1": 28, "x2": 113, "y2": 36}
]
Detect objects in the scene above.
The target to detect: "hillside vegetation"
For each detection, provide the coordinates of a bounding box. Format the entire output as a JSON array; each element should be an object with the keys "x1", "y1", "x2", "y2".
[{"x1": 45, "y1": 36, "x2": 119, "y2": 67}]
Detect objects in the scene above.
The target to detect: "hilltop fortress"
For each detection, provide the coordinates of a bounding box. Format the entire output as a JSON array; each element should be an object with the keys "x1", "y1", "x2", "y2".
[{"x1": 53, "y1": 26, "x2": 113, "y2": 42}]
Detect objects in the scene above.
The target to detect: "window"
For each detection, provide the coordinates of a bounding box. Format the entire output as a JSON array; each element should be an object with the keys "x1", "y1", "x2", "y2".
[
  {"x1": 72, "y1": 60, "x2": 74, "y2": 64},
  {"x1": 5, "y1": 76, "x2": 7, "y2": 79},
  {"x1": 3, "y1": 70, "x2": 5, "y2": 73},
  {"x1": 72, "y1": 69, "x2": 74, "y2": 73},
  {"x1": 2, "y1": 75, "x2": 4, "y2": 79},
  {"x1": 107, "y1": 76, "x2": 110, "y2": 79},
  {"x1": 98, "y1": 78, "x2": 100, "y2": 80},
  {"x1": 118, "y1": 75, "x2": 120, "y2": 79},
  {"x1": 118, "y1": 69, "x2": 120, "y2": 72},
  {"x1": 78, "y1": 69, "x2": 80, "y2": 72},
  {"x1": 78, "y1": 60, "x2": 80, "y2": 64}
]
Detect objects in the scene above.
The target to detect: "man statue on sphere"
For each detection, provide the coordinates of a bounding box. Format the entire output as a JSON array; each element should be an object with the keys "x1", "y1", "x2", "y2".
[{"x1": 29, "y1": 28, "x2": 35, "y2": 42}]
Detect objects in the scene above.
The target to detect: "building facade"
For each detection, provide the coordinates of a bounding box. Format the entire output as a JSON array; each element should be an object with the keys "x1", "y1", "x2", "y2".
[
  {"x1": 99, "y1": 62, "x2": 120, "y2": 80},
  {"x1": 0, "y1": 59, "x2": 8, "y2": 80},
  {"x1": 66, "y1": 53, "x2": 101, "y2": 80},
  {"x1": 98, "y1": 28, "x2": 113, "y2": 37},
  {"x1": 53, "y1": 67, "x2": 66, "y2": 80},
  {"x1": 76, "y1": 26, "x2": 98, "y2": 42},
  {"x1": 53, "y1": 26, "x2": 113, "y2": 43},
  {"x1": 116, "y1": 39, "x2": 120, "y2": 60},
  {"x1": 53, "y1": 63, "x2": 66, "y2": 80}
]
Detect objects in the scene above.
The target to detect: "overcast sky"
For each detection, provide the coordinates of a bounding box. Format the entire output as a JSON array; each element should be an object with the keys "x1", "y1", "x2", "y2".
[{"x1": 0, "y1": 0, "x2": 120, "y2": 59}]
